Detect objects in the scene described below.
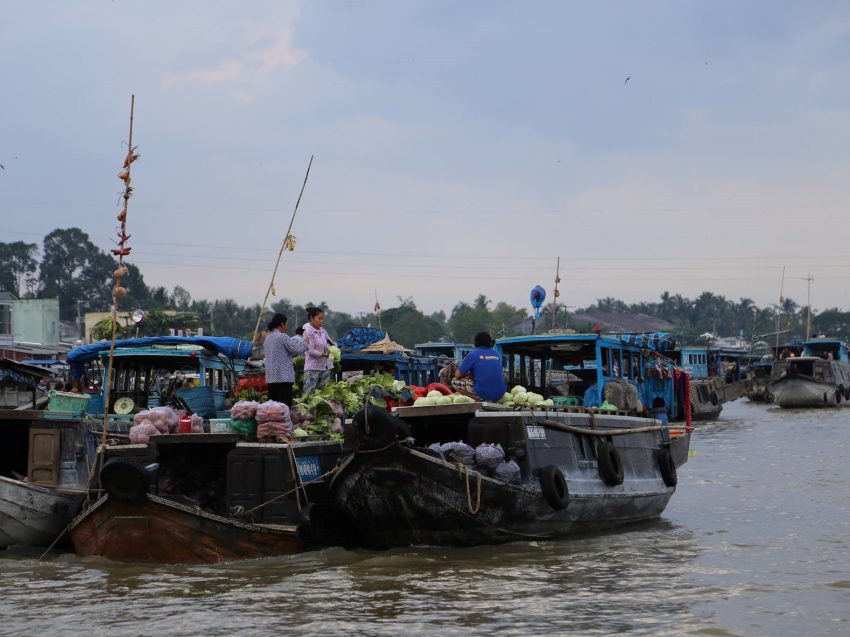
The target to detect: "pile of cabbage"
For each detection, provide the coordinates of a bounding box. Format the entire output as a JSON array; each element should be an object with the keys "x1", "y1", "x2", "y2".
[
  {"x1": 412, "y1": 390, "x2": 476, "y2": 407},
  {"x1": 292, "y1": 372, "x2": 410, "y2": 439},
  {"x1": 497, "y1": 385, "x2": 555, "y2": 409}
]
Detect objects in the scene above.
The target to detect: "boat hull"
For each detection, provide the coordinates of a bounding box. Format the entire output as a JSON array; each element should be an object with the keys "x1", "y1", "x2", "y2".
[
  {"x1": 332, "y1": 411, "x2": 688, "y2": 550},
  {"x1": 0, "y1": 475, "x2": 86, "y2": 550},
  {"x1": 771, "y1": 377, "x2": 847, "y2": 408},
  {"x1": 69, "y1": 494, "x2": 304, "y2": 563}
]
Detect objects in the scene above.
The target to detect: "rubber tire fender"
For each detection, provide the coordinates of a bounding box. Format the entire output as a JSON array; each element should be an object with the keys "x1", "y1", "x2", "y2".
[
  {"x1": 352, "y1": 407, "x2": 400, "y2": 450},
  {"x1": 540, "y1": 465, "x2": 569, "y2": 511},
  {"x1": 100, "y1": 457, "x2": 149, "y2": 504},
  {"x1": 597, "y1": 441, "x2": 624, "y2": 487},
  {"x1": 836, "y1": 387, "x2": 843, "y2": 405},
  {"x1": 709, "y1": 391, "x2": 719, "y2": 406},
  {"x1": 657, "y1": 446, "x2": 678, "y2": 487},
  {"x1": 763, "y1": 388, "x2": 773, "y2": 403}
]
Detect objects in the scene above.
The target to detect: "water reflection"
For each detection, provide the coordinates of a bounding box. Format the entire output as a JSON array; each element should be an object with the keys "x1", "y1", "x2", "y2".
[{"x1": 2, "y1": 400, "x2": 848, "y2": 636}]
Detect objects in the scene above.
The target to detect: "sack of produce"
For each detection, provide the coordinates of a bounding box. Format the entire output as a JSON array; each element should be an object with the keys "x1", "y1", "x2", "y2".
[
  {"x1": 129, "y1": 422, "x2": 160, "y2": 444},
  {"x1": 144, "y1": 406, "x2": 179, "y2": 433},
  {"x1": 474, "y1": 443, "x2": 505, "y2": 474},
  {"x1": 493, "y1": 459, "x2": 522, "y2": 484},
  {"x1": 190, "y1": 413, "x2": 204, "y2": 433},
  {"x1": 257, "y1": 420, "x2": 291, "y2": 441},
  {"x1": 230, "y1": 400, "x2": 260, "y2": 421},
  {"x1": 229, "y1": 418, "x2": 258, "y2": 435},
  {"x1": 133, "y1": 410, "x2": 151, "y2": 425},
  {"x1": 441, "y1": 441, "x2": 475, "y2": 465},
  {"x1": 256, "y1": 400, "x2": 291, "y2": 424}
]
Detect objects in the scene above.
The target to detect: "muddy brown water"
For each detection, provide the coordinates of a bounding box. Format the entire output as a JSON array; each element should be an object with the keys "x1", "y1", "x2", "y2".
[{"x1": 1, "y1": 401, "x2": 848, "y2": 636}]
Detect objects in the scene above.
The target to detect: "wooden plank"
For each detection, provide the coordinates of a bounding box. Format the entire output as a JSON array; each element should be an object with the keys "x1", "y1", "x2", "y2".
[{"x1": 0, "y1": 409, "x2": 43, "y2": 421}]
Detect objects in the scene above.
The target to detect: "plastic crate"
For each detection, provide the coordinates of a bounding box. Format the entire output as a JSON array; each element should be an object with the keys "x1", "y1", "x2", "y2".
[
  {"x1": 85, "y1": 393, "x2": 105, "y2": 415},
  {"x1": 176, "y1": 386, "x2": 216, "y2": 418},
  {"x1": 47, "y1": 390, "x2": 91, "y2": 413},
  {"x1": 553, "y1": 395, "x2": 582, "y2": 407},
  {"x1": 209, "y1": 418, "x2": 231, "y2": 433}
]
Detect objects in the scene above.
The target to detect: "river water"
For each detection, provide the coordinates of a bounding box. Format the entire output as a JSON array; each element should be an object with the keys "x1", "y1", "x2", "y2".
[{"x1": 1, "y1": 401, "x2": 848, "y2": 636}]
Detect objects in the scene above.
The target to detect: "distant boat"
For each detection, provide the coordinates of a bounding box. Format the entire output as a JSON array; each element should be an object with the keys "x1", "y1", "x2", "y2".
[
  {"x1": 770, "y1": 338, "x2": 850, "y2": 408},
  {"x1": 0, "y1": 475, "x2": 85, "y2": 550}
]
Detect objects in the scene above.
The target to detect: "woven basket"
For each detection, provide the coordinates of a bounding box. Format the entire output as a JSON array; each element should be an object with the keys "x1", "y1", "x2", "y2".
[{"x1": 176, "y1": 386, "x2": 216, "y2": 419}]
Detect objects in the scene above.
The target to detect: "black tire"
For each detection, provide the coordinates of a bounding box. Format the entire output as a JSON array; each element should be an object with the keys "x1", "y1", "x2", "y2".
[
  {"x1": 709, "y1": 391, "x2": 719, "y2": 406},
  {"x1": 540, "y1": 465, "x2": 569, "y2": 510},
  {"x1": 658, "y1": 446, "x2": 678, "y2": 487},
  {"x1": 763, "y1": 388, "x2": 773, "y2": 403},
  {"x1": 352, "y1": 407, "x2": 400, "y2": 450},
  {"x1": 597, "y1": 441, "x2": 624, "y2": 487},
  {"x1": 100, "y1": 457, "x2": 149, "y2": 503},
  {"x1": 836, "y1": 388, "x2": 842, "y2": 405}
]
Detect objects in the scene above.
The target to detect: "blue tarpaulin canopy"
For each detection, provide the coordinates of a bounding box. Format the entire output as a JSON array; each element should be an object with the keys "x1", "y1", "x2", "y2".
[
  {"x1": 67, "y1": 336, "x2": 252, "y2": 378},
  {"x1": 619, "y1": 332, "x2": 676, "y2": 352},
  {"x1": 20, "y1": 359, "x2": 62, "y2": 366},
  {"x1": 335, "y1": 327, "x2": 386, "y2": 353}
]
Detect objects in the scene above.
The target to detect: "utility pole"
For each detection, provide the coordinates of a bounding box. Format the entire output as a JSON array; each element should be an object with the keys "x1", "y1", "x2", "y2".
[{"x1": 802, "y1": 274, "x2": 814, "y2": 339}]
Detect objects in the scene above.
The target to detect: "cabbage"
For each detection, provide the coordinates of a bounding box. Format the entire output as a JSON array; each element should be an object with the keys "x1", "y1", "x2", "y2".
[
  {"x1": 498, "y1": 392, "x2": 512, "y2": 404},
  {"x1": 392, "y1": 379, "x2": 406, "y2": 392},
  {"x1": 510, "y1": 385, "x2": 527, "y2": 395},
  {"x1": 453, "y1": 395, "x2": 474, "y2": 404},
  {"x1": 512, "y1": 392, "x2": 528, "y2": 404},
  {"x1": 436, "y1": 395, "x2": 453, "y2": 405},
  {"x1": 526, "y1": 393, "x2": 543, "y2": 406},
  {"x1": 540, "y1": 399, "x2": 554, "y2": 408},
  {"x1": 327, "y1": 345, "x2": 341, "y2": 363},
  {"x1": 414, "y1": 397, "x2": 434, "y2": 406},
  {"x1": 427, "y1": 390, "x2": 444, "y2": 399},
  {"x1": 292, "y1": 427, "x2": 309, "y2": 438}
]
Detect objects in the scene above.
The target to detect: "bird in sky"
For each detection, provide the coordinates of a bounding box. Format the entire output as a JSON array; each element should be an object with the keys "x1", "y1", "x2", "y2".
[{"x1": 624, "y1": 75, "x2": 631, "y2": 85}]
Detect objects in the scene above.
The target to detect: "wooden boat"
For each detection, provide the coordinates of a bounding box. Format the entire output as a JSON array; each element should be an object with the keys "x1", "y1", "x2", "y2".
[
  {"x1": 769, "y1": 338, "x2": 850, "y2": 408},
  {"x1": 0, "y1": 475, "x2": 85, "y2": 549},
  {"x1": 330, "y1": 333, "x2": 691, "y2": 549},
  {"x1": 744, "y1": 360, "x2": 774, "y2": 402},
  {"x1": 67, "y1": 433, "x2": 346, "y2": 562},
  {"x1": 69, "y1": 493, "x2": 302, "y2": 564}
]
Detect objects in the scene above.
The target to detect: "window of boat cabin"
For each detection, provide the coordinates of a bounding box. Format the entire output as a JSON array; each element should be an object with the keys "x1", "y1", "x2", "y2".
[
  {"x1": 621, "y1": 349, "x2": 632, "y2": 379},
  {"x1": 600, "y1": 347, "x2": 611, "y2": 377}
]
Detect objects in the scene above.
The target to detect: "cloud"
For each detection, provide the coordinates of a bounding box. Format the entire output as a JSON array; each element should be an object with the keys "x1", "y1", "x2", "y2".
[{"x1": 163, "y1": 26, "x2": 307, "y2": 91}]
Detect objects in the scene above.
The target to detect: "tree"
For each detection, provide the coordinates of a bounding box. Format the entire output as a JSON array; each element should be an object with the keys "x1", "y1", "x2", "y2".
[
  {"x1": 0, "y1": 241, "x2": 39, "y2": 297},
  {"x1": 172, "y1": 285, "x2": 192, "y2": 311},
  {"x1": 39, "y1": 228, "x2": 116, "y2": 320}
]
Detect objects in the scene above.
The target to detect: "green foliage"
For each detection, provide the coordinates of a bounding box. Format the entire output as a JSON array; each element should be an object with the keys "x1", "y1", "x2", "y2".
[
  {"x1": 91, "y1": 316, "x2": 123, "y2": 341},
  {"x1": 39, "y1": 228, "x2": 116, "y2": 320},
  {"x1": 0, "y1": 241, "x2": 39, "y2": 298}
]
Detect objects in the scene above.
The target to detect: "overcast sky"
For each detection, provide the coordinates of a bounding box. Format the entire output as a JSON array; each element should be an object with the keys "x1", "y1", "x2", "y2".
[{"x1": 1, "y1": 1, "x2": 848, "y2": 317}]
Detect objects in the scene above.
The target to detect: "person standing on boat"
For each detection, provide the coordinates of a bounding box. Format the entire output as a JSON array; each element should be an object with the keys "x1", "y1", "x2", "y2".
[
  {"x1": 264, "y1": 313, "x2": 309, "y2": 407},
  {"x1": 302, "y1": 307, "x2": 334, "y2": 396},
  {"x1": 452, "y1": 332, "x2": 506, "y2": 401}
]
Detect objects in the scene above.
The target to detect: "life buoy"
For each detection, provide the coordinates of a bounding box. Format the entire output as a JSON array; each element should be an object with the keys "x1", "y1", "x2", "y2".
[
  {"x1": 352, "y1": 407, "x2": 404, "y2": 450},
  {"x1": 100, "y1": 457, "x2": 149, "y2": 503},
  {"x1": 658, "y1": 446, "x2": 677, "y2": 487},
  {"x1": 597, "y1": 441, "x2": 624, "y2": 486},
  {"x1": 540, "y1": 465, "x2": 569, "y2": 510},
  {"x1": 426, "y1": 382, "x2": 453, "y2": 396}
]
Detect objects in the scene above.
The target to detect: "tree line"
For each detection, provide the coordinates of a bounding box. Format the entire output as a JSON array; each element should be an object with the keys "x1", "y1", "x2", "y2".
[{"x1": 2, "y1": 228, "x2": 848, "y2": 346}]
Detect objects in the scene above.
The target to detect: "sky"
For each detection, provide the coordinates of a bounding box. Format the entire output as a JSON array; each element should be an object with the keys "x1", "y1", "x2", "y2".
[{"x1": 1, "y1": 1, "x2": 849, "y2": 318}]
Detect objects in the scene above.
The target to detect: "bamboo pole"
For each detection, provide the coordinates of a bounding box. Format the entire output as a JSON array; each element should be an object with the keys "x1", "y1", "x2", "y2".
[
  {"x1": 251, "y1": 155, "x2": 314, "y2": 347},
  {"x1": 550, "y1": 256, "x2": 561, "y2": 331},
  {"x1": 101, "y1": 95, "x2": 137, "y2": 450}
]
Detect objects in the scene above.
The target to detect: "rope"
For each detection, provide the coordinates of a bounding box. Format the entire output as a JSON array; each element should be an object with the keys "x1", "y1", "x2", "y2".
[
  {"x1": 236, "y1": 467, "x2": 337, "y2": 518},
  {"x1": 456, "y1": 463, "x2": 481, "y2": 514},
  {"x1": 285, "y1": 442, "x2": 308, "y2": 512}
]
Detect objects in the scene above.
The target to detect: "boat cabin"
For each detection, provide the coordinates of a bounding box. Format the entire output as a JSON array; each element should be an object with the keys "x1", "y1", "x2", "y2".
[
  {"x1": 496, "y1": 333, "x2": 683, "y2": 420},
  {"x1": 801, "y1": 338, "x2": 849, "y2": 363},
  {"x1": 67, "y1": 336, "x2": 251, "y2": 416},
  {"x1": 414, "y1": 341, "x2": 473, "y2": 363}
]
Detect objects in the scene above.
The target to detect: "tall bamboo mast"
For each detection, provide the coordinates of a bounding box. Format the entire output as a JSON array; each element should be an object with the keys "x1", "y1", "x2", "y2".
[
  {"x1": 774, "y1": 265, "x2": 785, "y2": 357},
  {"x1": 251, "y1": 155, "x2": 314, "y2": 347},
  {"x1": 803, "y1": 274, "x2": 814, "y2": 339},
  {"x1": 550, "y1": 257, "x2": 561, "y2": 331},
  {"x1": 101, "y1": 95, "x2": 138, "y2": 449}
]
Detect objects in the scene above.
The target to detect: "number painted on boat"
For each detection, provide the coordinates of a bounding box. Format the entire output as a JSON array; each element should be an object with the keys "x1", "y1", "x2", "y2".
[
  {"x1": 526, "y1": 425, "x2": 546, "y2": 440},
  {"x1": 296, "y1": 455, "x2": 322, "y2": 483}
]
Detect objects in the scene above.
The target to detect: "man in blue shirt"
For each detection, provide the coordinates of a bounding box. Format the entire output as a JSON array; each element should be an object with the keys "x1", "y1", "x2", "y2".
[{"x1": 453, "y1": 332, "x2": 506, "y2": 401}]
